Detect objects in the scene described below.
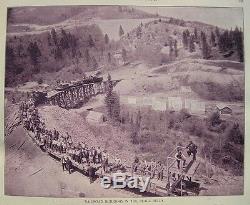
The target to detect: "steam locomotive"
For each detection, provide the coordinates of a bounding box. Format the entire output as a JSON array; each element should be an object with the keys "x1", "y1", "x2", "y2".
[{"x1": 55, "y1": 76, "x2": 103, "y2": 91}]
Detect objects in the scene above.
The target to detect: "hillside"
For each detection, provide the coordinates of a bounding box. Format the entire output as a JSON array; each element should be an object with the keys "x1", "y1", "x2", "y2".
[
  {"x1": 120, "y1": 18, "x2": 243, "y2": 67},
  {"x1": 6, "y1": 23, "x2": 113, "y2": 86},
  {"x1": 7, "y1": 6, "x2": 156, "y2": 26},
  {"x1": 5, "y1": 6, "x2": 244, "y2": 91}
]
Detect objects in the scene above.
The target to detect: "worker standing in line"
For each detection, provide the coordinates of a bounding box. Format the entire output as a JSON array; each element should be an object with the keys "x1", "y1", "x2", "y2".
[
  {"x1": 131, "y1": 157, "x2": 139, "y2": 175},
  {"x1": 150, "y1": 160, "x2": 157, "y2": 179},
  {"x1": 66, "y1": 157, "x2": 73, "y2": 174},
  {"x1": 87, "y1": 162, "x2": 97, "y2": 184},
  {"x1": 175, "y1": 149, "x2": 186, "y2": 169},
  {"x1": 102, "y1": 151, "x2": 109, "y2": 173},
  {"x1": 169, "y1": 173, "x2": 177, "y2": 192},
  {"x1": 186, "y1": 141, "x2": 198, "y2": 161},
  {"x1": 157, "y1": 161, "x2": 164, "y2": 181},
  {"x1": 61, "y1": 154, "x2": 67, "y2": 172},
  {"x1": 96, "y1": 146, "x2": 102, "y2": 163}
]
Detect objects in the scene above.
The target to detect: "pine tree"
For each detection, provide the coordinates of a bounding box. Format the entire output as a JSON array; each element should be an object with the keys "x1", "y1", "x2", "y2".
[
  {"x1": 136, "y1": 26, "x2": 142, "y2": 38},
  {"x1": 60, "y1": 28, "x2": 70, "y2": 49},
  {"x1": 228, "y1": 29, "x2": 234, "y2": 49},
  {"x1": 218, "y1": 30, "x2": 229, "y2": 52},
  {"x1": 135, "y1": 110, "x2": 142, "y2": 128},
  {"x1": 234, "y1": 27, "x2": 244, "y2": 62},
  {"x1": 88, "y1": 34, "x2": 95, "y2": 47},
  {"x1": 104, "y1": 74, "x2": 120, "y2": 121},
  {"x1": 51, "y1": 28, "x2": 58, "y2": 45},
  {"x1": 108, "y1": 52, "x2": 111, "y2": 63},
  {"x1": 189, "y1": 35, "x2": 195, "y2": 52},
  {"x1": 85, "y1": 49, "x2": 90, "y2": 67},
  {"x1": 210, "y1": 31, "x2": 216, "y2": 47},
  {"x1": 201, "y1": 32, "x2": 210, "y2": 59},
  {"x1": 6, "y1": 45, "x2": 15, "y2": 68},
  {"x1": 122, "y1": 48, "x2": 127, "y2": 63},
  {"x1": 194, "y1": 28, "x2": 198, "y2": 41},
  {"x1": 70, "y1": 34, "x2": 78, "y2": 58},
  {"x1": 92, "y1": 56, "x2": 98, "y2": 70},
  {"x1": 182, "y1": 30, "x2": 188, "y2": 49},
  {"x1": 169, "y1": 40, "x2": 174, "y2": 58},
  {"x1": 174, "y1": 40, "x2": 178, "y2": 57},
  {"x1": 215, "y1": 26, "x2": 220, "y2": 38},
  {"x1": 104, "y1": 34, "x2": 109, "y2": 44},
  {"x1": 186, "y1": 29, "x2": 190, "y2": 38},
  {"x1": 105, "y1": 74, "x2": 113, "y2": 118},
  {"x1": 119, "y1": 25, "x2": 124, "y2": 37},
  {"x1": 54, "y1": 46, "x2": 62, "y2": 60},
  {"x1": 27, "y1": 41, "x2": 42, "y2": 65},
  {"x1": 17, "y1": 43, "x2": 24, "y2": 57},
  {"x1": 47, "y1": 32, "x2": 52, "y2": 46}
]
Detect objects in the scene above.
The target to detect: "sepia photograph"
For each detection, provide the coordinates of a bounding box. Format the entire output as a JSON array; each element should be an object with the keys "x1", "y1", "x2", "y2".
[{"x1": 4, "y1": 5, "x2": 244, "y2": 198}]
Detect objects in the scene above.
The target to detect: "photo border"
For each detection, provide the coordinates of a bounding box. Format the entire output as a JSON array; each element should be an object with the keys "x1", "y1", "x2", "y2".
[{"x1": 0, "y1": 0, "x2": 249, "y2": 205}]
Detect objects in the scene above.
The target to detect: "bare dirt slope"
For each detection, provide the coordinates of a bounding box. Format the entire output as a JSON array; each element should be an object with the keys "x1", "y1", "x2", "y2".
[
  {"x1": 4, "y1": 103, "x2": 136, "y2": 197},
  {"x1": 4, "y1": 118, "x2": 135, "y2": 197},
  {"x1": 39, "y1": 105, "x2": 138, "y2": 164}
]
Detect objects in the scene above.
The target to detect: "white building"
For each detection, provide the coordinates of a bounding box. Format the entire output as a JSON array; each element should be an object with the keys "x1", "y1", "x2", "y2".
[
  {"x1": 152, "y1": 98, "x2": 167, "y2": 111},
  {"x1": 185, "y1": 99, "x2": 205, "y2": 115},
  {"x1": 168, "y1": 97, "x2": 183, "y2": 111},
  {"x1": 86, "y1": 111, "x2": 105, "y2": 124}
]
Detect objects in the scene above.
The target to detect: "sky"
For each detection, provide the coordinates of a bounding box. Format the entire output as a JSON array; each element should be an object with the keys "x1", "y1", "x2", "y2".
[{"x1": 138, "y1": 7, "x2": 243, "y2": 30}]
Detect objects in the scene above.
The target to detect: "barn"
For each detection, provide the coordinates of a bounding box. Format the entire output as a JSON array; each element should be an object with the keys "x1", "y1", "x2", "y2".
[{"x1": 216, "y1": 104, "x2": 233, "y2": 115}]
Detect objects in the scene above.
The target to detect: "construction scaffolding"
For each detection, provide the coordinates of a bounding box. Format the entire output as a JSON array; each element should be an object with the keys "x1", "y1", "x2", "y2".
[{"x1": 166, "y1": 145, "x2": 200, "y2": 196}]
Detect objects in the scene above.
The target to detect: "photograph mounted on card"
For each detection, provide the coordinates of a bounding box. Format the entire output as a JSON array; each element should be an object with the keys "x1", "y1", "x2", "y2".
[{"x1": 4, "y1": 5, "x2": 244, "y2": 198}]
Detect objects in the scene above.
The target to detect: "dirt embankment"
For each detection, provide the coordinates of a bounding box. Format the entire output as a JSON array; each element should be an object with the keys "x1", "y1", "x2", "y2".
[{"x1": 4, "y1": 103, "x2": 135, "y2": 197}]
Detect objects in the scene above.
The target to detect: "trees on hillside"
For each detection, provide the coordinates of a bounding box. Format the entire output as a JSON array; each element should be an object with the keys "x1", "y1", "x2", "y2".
[
  {"x1": 27, "y1": 41, "x2": 42, "y2": 66},
  {"x1": 234, "y1": 28, "x2": 244, "y2": 62},
  {"x1": 217, "y1": 27, "x2": 243, "y2": 62}
]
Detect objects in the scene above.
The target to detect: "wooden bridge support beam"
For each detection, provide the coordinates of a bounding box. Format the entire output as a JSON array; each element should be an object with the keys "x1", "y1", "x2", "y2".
[{"x1": 46, "y1": 80, "x2": 119, "y2": 108}]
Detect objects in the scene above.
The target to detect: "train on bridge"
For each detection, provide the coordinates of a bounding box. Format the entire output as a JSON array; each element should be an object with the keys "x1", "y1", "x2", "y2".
[{"x1": 31, "y1": 75, "x2": 120, "y2": 109}]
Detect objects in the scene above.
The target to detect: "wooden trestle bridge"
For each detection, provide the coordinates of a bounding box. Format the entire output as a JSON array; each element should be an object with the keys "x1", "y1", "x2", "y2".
[{"x1": 44, "y1": 80, "x2": 121, "y2": 109}]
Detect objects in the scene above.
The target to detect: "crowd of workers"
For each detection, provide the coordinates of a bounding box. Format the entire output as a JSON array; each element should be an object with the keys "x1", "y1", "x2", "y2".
[{"x1": 19, "y1": 98, "x2": 198, "y2": 185}]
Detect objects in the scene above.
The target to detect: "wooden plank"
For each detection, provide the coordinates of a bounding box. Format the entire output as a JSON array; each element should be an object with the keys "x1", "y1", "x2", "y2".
[
  {"x1": 23, "y1": 126, "x2": 199, "y2": 196},
  {"x1": 187, "y1": 160, "x2": 200, "y2": 176}
]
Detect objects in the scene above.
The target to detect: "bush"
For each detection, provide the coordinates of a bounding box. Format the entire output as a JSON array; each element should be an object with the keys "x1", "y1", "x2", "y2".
[
  {"x1": 208, "y1": 111, "x2": 221, "y2": 126},
  {"x1": 226, "y1": 122, "x2": 244, "y2": 144},
  {"x1": 37, "y1": 78, "x2": 43, "y2": 84}
]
